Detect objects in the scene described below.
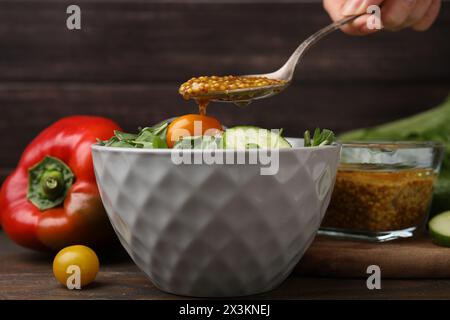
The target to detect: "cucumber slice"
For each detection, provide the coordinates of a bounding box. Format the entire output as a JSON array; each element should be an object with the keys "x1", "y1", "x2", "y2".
[
  {"x1": 223, "y1": 126, "x2": 291, "y2": 149},
  {"x1": 429, "y1": 211, "x2": 450, "y2": 247}
]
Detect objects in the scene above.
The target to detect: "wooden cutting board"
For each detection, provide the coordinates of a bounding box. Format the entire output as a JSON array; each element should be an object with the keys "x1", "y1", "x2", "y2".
[{"x1": 295, "y1": 235, "x2": 450, "y2": 278}]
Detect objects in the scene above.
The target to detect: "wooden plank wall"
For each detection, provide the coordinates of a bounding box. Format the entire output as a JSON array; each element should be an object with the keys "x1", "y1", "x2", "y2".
[{"x1": 0, "y1": 0, "x2": 449, "y2": 183}]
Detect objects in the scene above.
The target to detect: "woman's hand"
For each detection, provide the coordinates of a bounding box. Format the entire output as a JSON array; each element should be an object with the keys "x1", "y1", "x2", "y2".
[{"x1": 323, "y1": 0, "x2": 441, "y2": 35}]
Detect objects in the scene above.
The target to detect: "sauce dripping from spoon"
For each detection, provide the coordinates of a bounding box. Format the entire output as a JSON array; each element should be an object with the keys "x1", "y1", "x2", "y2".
[{"x1": 196, "y1": 99, "x2": 209, "y2": 115}]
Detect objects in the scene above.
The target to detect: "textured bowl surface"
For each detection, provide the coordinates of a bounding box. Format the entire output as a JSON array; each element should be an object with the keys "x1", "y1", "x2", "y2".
[{"x1": 92, "y1": 139, "x2": 340, "y2": 297}]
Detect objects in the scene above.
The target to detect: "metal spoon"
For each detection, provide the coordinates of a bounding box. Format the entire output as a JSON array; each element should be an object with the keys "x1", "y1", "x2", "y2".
[{"x1": 194, "y1": 13, "x2": 364, "y2": 105}]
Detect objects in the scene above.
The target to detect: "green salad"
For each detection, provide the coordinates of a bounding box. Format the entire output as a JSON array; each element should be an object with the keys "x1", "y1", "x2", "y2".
[{"x1": 98, "y1": 115, "x2": 335, "y2": 150}]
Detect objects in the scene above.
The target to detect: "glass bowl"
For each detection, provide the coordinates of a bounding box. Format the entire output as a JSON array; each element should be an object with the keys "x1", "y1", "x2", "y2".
[{"x1": 319, "y1": 141, "x2": 444, "y2": 242}]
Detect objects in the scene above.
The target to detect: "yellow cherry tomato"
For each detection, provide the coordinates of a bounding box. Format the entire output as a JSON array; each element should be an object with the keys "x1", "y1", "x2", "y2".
[{"x1": 53, "y1": 245, "x2": 99, "y2": 288}]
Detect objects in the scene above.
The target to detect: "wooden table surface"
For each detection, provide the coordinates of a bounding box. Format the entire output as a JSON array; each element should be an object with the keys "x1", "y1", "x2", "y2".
[{"x1": 2, "y1": 231, "x2": 450, "y2": 300}]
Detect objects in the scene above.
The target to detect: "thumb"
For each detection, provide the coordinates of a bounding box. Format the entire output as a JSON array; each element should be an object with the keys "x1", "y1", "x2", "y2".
[{"x1": 341, "y1": 0, "x2": 384, "y2": 16}]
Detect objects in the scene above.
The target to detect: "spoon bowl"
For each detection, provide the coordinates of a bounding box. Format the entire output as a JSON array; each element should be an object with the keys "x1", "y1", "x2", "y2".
[{"x1": 192, "y1": 81, "x2": 290, "y2": 105}]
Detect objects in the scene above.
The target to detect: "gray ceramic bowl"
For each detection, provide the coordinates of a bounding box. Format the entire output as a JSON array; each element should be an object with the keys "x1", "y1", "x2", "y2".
[{"x1": 92, "y1": 138, "x2": 340, "y2": 297}]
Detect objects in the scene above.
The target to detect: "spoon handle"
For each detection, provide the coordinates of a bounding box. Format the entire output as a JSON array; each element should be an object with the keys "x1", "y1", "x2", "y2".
[
  {"x1": 308, "y1": 13, "x2": 366, "y2": 46},
  {"x1": 280, "y1": 13, "x2": 366, "y2": 80}
]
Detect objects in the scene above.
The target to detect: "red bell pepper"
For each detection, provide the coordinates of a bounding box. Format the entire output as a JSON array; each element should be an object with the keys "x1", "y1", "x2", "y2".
[{"x1": 0, "y1": 116, "x2": 121, "y2": 251}]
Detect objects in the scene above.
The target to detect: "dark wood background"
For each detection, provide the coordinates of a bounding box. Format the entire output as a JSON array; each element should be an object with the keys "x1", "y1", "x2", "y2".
[{"x1": 1, "y1": 0, "x2": 449, "y2": 184}]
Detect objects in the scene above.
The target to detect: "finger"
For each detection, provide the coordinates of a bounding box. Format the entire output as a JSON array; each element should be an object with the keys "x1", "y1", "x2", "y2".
[
  {"x1": 343, "y1": 0, "x2": 384, "y2": 35},
  {"x1": 412, "y1": 0, "x2": 441, "y2": 31},
  {"x1": 404, "y1": 0, "x2": 432, "y2": 27},
  {"x1": 348, "y1": 14, "x2": 381, "y2": 36},
  {"x1": 381, "y1": 0, "x2": 417, "y2": 31},
  {"x1": 324, "y1": 0, "x2": 359, "y2": 35},
  {"x1": 358, "y1": 14, "x2": 384, "y2": 35},
  {"x1": 323, "y1": 0, "x2": 383, "y2": 35},
  {"x1": 323, "y1": 0, "x2": 346, "y2": 15}
]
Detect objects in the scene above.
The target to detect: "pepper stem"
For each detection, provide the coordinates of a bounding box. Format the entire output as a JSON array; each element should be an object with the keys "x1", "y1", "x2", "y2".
[
  {"x1": 28, "y1": 156, "x2": 75, "y2": 211},
  {"x1": 40, "y1": 170, "x2": 65, "y2": 199}
]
